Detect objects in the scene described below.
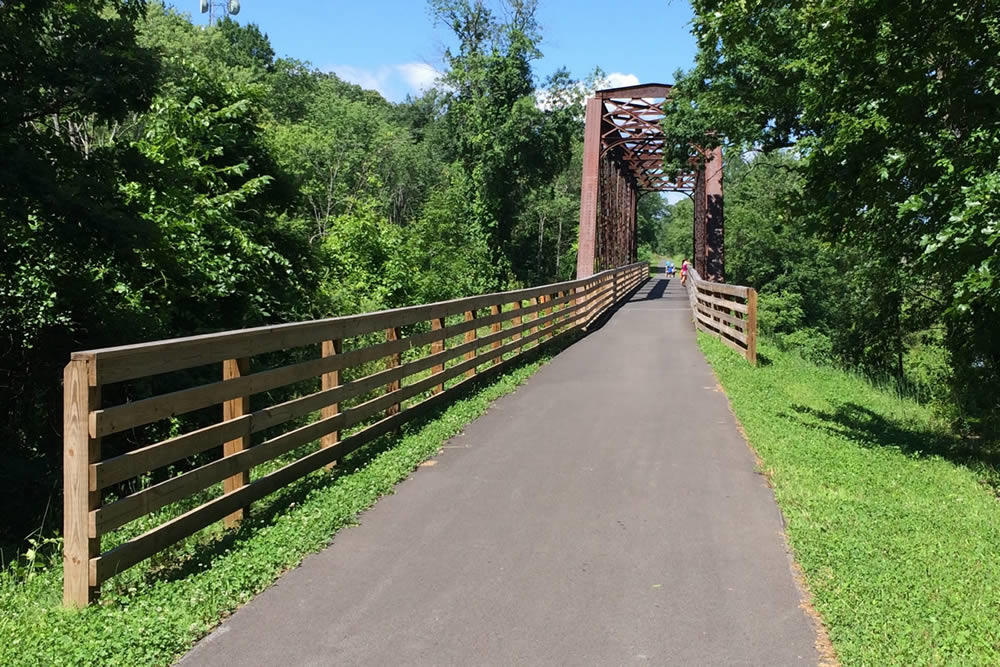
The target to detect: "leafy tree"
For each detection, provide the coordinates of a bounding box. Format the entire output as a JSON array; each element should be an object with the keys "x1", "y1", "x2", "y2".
[
  {"x1": 659, "y1": 197, "x2": 694, "y2": 261},
  {"x1": 216, "y1": 16, "x2": 275, "y2": 72},
  {"x1": 430, "y1": 0, "x2": 576, "y2": 284},
  {"x1": 667, "y1": 0, "x2": 1000, "y2": 434},
  {"x1": 406, "y1": 165, "x2": 496, "y2": 302},
  {"x1": 0, "y1": 0, "x2": 595, "y2": 558},
  {"x1": 0, "y1": 0, "x2": 159, "y2": 550}
]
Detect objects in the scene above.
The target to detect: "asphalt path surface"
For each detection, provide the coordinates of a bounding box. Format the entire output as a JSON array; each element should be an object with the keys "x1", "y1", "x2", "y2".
[{"x1": 182, "y1": 276, "x2": 820, "y2": 666}]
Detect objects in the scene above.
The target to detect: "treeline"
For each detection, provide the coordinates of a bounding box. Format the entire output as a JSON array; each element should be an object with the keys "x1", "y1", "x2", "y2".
[
  {"x1": 660, "y1": 1, "x2": 1000, "y2": 438},
  {"x1": 1, "y1": 0, "x2": 671, "y2": 555}
]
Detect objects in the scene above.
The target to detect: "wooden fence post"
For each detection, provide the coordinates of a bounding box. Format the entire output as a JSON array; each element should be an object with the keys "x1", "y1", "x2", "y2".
[
  {"x1": 63, "y1": 357, "x2": 99, "y2": 607},
  {"x1": 529, "y1": 297, "x2": 540, "y2": 339},
  {"x1": 431, "y1": 318, "x2": 446, "y2": 394},
  {"x1": 511, "y1": 301, "x2": 522, "y2": 354},
  {"x1": 490, "y1": 304, "x2": 502, "y2": 365},
  {"x1": 553, "y1": 290, "x2": 565, "y2": 335},
  {"x1": 321, "y1": 339, "x2": 342, "y2": 470},
  {"x1": 464, "y1": 310, "x2": 477, "y2": 378},
  {"x1": 746, "y1": 288, "x2": 758, "y2": 365},
  {"x1": 222, "y1": 357, "x2": 250, "y2": 528},
  {"x1": 385, "y1": 327, "x2": 401, "y2": 415},
  {"x1": 542, "y1": 294, "x2": 553, "y2": 341}
]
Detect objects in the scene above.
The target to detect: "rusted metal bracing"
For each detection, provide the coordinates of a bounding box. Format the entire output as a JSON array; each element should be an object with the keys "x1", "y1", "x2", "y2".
[
  {"x1": 596, "y1": 83, "x2": 696, "y2": 194},
  {"x1": 577, "y1": 82, "x2": 724, "y2": 281}
]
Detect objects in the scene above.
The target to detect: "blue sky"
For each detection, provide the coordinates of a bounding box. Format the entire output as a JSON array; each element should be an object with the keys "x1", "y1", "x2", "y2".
[{"x1": 174, "y1": 1, "x2": 699, "y2": 102}]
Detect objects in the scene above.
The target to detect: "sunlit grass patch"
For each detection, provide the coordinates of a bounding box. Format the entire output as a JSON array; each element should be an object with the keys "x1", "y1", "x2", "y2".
[{"x1": 699, "y1": 334, "x2": 1000, "y2": 665}]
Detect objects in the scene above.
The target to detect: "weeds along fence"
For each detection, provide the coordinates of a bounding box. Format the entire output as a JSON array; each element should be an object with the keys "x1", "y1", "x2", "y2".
[
  {"x1": 684, "y1": 266, "x2": 758, "y2": 364},
  {"x1": 62, "y1": 262, "x2": 649, "y2": 606}
]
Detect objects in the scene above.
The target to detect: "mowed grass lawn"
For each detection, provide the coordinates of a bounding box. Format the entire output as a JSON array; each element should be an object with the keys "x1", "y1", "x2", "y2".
[{"x1": 699, "y1": 335, "x2": 1000, "y2": 665}]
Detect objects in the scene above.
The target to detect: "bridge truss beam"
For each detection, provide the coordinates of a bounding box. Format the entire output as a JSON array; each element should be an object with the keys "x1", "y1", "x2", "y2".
[{"x1": 576, "y1": 83, "x2": 724, "y2": 281}]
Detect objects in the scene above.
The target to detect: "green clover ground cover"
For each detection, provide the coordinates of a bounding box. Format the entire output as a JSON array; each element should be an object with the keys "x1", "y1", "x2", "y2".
[
  {"x1": 0, "y1": 350, "x2": 560, "y2": 666},
  {"x1": 699, "y1": 335, "x2": 1000, "y2": 665}
]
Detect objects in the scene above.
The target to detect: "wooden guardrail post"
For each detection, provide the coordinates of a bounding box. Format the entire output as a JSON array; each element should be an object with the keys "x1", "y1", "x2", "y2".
[
  {"x1": 490, "y1": 304, "x2": 502, "y2": 365},
  {"x1": 385, "y1": 327, "x2": 402, "y2": 415},
  {"x1": 543, "y1": 293, "x2": 554, "y2": 341},
  {"x1": 556, "y1": 290, "x2": 567, "y2": 334},
  {"x1": 746, "y1": 288, "x2": 758, "y2": 365},
  {"x1": 511, "y1": 301, "x2": 522, "y2": 354},
  {"x1": 464, "y1": 310, "x2": 477, "y2": 378},
  {"x1": 529, "y1": 297, "x2": 540, "y2": 338},
  {"x1": 222, "y1": 357, "x2": 251, "y2": 528},
  {"x1": 63, "y1": 357, "x2": 99, "y2": 607},
  {"x1": 321, "y1": 339, "x2": 342, "y2": 470},
  {"x1": 431, "y1": 317, "x2": 446, "y2": 394}
]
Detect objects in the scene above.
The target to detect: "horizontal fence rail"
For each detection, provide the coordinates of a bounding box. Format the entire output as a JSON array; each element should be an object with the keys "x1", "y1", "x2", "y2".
[
  {"x1": 684, "y1": 266, "x2": 757, "y2": 364},
  {"x1": 62, "y1": 262, "x2": 648, "y2": 606}
]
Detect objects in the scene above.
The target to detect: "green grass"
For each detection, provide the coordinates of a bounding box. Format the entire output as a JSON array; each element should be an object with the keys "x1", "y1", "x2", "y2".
[
  {"x1": 0, "y1": 346, "x2": 565, "y2": 666},
  {"x1": 698, "y1": 334, "x2": 1000, "y2": 665}
]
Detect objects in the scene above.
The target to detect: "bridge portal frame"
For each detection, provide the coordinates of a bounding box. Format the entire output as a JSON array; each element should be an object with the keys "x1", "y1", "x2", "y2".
[{"x1": 576, "y1": 83, "x2": 724, "y2": 281}]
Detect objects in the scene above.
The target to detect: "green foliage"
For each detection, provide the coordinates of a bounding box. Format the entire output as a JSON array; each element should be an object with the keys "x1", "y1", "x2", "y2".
[
  {"x1": 668, "y1": 0, "x2": 1000, "y2": 435},
  {"x1": 1, "y1": 0, "x2": 159, "y2": 552},
  {"x1": 659, "y1": 197, "x2": 694, "y2": 261},
  {"x1": 700, "y1": 334, "x2": 1000, "y2": 664},
  {"x1": 407, "y1": 165, "x2": 498, "y2": 301},
  {"x1": 215, "y1": 16, "x2": 275, "y2": 72},
  {"x1": 430, "y1": 0, "x2": 577, "y2": 283}
]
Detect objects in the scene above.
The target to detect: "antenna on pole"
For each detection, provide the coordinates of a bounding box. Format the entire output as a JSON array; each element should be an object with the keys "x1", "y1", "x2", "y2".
[{"x1": 200, "y1": 0, "x2": 241, "y2": 25}]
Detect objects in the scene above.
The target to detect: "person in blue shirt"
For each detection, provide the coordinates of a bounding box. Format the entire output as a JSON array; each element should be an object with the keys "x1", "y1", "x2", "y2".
[{"x1": 666, "y1": 260, "x2": 675, "y2": 278}]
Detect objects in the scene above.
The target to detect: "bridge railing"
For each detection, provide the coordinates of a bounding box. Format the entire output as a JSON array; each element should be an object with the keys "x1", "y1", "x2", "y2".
[
  {"x1": 62, "y1": 261, "x2": 648, "y2": 606},
  {"x1": 684, "y1": 267, "x2": 758, "y2": 365}
]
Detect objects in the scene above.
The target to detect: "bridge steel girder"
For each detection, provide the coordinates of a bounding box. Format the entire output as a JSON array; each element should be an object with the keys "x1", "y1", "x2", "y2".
[
  {"x1": 576, "y1": 82, "x2": 724, "y2": 282},
  {"x1": 692, "y1": 145, "x2": 724, "y2": 282}
]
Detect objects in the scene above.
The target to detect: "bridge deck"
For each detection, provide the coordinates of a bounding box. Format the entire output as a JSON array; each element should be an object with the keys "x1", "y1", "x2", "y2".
[{"x1": 182, "y1": 276, "x2": 820, "y2": 665}]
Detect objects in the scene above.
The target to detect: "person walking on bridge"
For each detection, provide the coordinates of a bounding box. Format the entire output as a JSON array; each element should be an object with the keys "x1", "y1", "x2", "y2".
[{"x1": 680, "y1": 258, "x2": 689, "y2": 286}]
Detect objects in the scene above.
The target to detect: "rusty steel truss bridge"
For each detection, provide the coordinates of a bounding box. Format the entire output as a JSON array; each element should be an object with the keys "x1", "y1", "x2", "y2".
[{"x1": 575, "y1": 83, "x2": 724, "y2": 282}]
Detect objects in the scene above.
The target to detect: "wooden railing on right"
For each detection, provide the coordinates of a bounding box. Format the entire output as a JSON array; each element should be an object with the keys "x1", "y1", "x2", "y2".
[
  {"x1": 683, "y1": 266, "x2": 758, "y2": 365},
  {"x1": 62, "y1": 261, "x2": 648, "y2": 607}
]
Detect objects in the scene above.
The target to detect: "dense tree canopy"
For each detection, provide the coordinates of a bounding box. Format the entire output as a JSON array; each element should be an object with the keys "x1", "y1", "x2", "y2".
[
  {"x1": 0, "y1": 0, "x2": 588, "y2": 554},
  {"x1": 663, "y1": 0, "x2": 1000, "y2": 434}
]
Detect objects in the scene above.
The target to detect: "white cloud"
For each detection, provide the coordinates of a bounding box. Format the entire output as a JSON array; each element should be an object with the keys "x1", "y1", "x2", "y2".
[
  {"x1": 328, "y1": 65, "x2": 389, "y2": 95},
  {"x1": 597, "y1": 72, "x2": 641, "y2": 89},
  {"x1": 396, "y1": 63, "x2": 441, "y2": 93},
  {"x1": 326, "y1": 62, "x2": 442, "y2": 102}
]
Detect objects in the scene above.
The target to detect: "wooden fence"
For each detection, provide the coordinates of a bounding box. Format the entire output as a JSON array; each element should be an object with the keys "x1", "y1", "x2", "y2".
[
  {"x1": 63, "y1": 262, "x2": 648, "y2": 606},
  {"x1": 683, "y1": 266, "x2": 758, "y2": 364}
]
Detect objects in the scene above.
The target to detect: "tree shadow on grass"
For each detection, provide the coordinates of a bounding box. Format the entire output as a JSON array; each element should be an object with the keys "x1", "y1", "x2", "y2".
[
  {"x1": 124, "y1": 331, "x2": 585, "y2": 592},
  {"x1": 789, "y1": 401, "x2": 1000, "y2": 492}
]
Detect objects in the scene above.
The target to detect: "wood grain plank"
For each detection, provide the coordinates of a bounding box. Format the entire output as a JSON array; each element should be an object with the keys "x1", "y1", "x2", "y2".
[
  {"x1": 79, "y1": 268, "x2": 645, "y2": 386},
  {"x1": 430, "y1": 318, "x2": 445, "y2": 394},
  {"x1": 222, "y1": 358, "x2": 250, "y2": 527},
  {"x1": 320, "y1": 339, "x2": 342, "y2": 470},
  {"x1": 464, "y1": 310, "x2": 477, "y2": 379},
  {"x1": 63, "y1": 358, "x2": 100, "y2": 606},
  {"x1": 695, "y1": 303, "x2": 747, "y2": 331},
  {"x1": 695, "y1": 291, "x2": 749, "y2": 314}
]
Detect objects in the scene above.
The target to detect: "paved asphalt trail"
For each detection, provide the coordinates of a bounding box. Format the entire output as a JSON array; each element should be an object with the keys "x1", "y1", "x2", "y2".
[{"x1": 182, "y1": 276, "x2": 820, "y2": 666}]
